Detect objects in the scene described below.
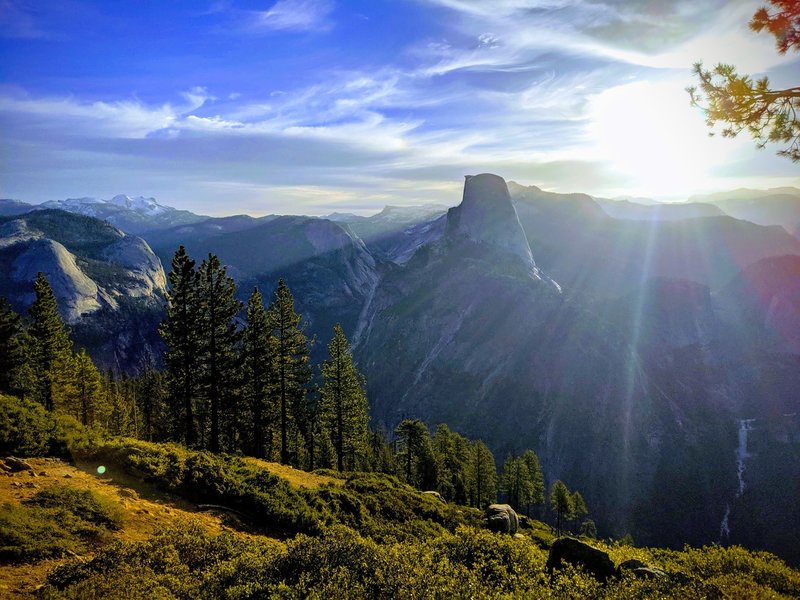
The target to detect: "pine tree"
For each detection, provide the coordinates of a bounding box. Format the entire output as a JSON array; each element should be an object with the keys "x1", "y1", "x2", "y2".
[
  {"x1": 159, "y1": 247, "x2": 200, "y2": 446},
  {"x1": 243, "y1": 288, "x2": 276, "y2": 458},
  {"x1": 267, "y1": 279, "x2": 311, "y2": 465},
  {"x1": 550, "y1": 480, "x2": 574, "y2": 537},
  {"x1": 0, "y1": 297, "x2": 26, "y2": 395},
  {"x1": 69, "y1": 349, "x2": 105, "y2": 426},
  {"x1": 502, "y1": 455, "x2": 535, "y2": 512},
  {"x1": 320, "y1": 324, "x2": 369, "y2": 472},
  {"x1": 197, "y1": 254, "x2": 242, "y2": 453},
  {"x1": 433, "y1": 424, "x2": 471, "y2": 503},
  {"x1": 395, "y1": 419, "x2": 437, "y2": 489},
  {"x1": 312, "y1": 421, "x2": 337, "y2": 470},
  {"x1": 572, "y1": 491, "x2": 589, "y2": 533},
  {"x1": 522, "y1": 449, "x2": 545, "y2": 514},
  {"x1": 367, "y1": 427, "x2": 395, "y2": 473},
  {"x1": 469, "y1": 441, "x2": 497, "y2": 508},
  {"x1": 27, "y1": 273, "x2": 73, "y2": 411},
  {"x1": 104, "y1": 372, "x2": 133, "y2": 436},
  {"x1": 137, "y1": 363, "x2": 167, "y2": 442}
]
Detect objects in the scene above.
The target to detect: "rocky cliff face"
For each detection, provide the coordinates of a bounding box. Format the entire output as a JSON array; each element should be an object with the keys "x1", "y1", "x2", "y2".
[
  {"x1": 0, "y1": 210, "x2": 167, "y2": 371},
  {"x1": 354, "y1": 174, "x2": 800, "y2": 558},
  {"x1": 446, "y1": 174, "x2": 536, "y2": 274}
]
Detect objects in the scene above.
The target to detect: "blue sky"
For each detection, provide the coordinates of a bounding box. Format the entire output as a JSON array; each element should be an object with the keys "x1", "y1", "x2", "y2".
[{"x1": 1, "y1": 0, "x2": 798, "y2": 215}]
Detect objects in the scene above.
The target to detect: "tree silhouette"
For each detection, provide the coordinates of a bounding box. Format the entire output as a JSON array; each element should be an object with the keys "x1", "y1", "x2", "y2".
[{"x1": 688, "y1": 1, "x2": 800, "y2": 161}]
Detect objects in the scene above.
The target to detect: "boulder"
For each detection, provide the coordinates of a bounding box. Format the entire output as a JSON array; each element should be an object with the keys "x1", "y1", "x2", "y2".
[
  {"x1": 632, "y1": 567, "x2": 667, "y2": 580},
  {"x1": 485, "y1": 503, "x2": 519, "y2": 535},
  {"x1": 619, "y1": 559, "x2": 667, "y2": 580},
  {"x1": 618, "y1": 559, "x2": 647, "y2": 571},
  {"x1": 546, "y1": 537, "x2": 619, "y2": 583},
  {"x1": 2, "y1": 457, "x2": 34, "y2": 473}
]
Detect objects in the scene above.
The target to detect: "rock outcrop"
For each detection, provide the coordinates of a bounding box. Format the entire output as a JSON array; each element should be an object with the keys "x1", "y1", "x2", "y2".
[
  {"x1": 0, "y1": 210, "x2": 167, "y2": 371},
  {"x1": 485, "y1": 504, "x2": 519, "y2": 535},
  {"x1": 446, "y1": 174, "x2": 536, "y2": 274},
  {"x1": 546, "y1": 538, "x2": 618, "y2": 582}
]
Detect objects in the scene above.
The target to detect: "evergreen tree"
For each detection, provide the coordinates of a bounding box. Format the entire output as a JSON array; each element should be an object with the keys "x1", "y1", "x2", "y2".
[
  {"x1": 433, "y1": 424, "x2": 471, "y2": 504},
  {"x1": 502, "y1": 455, "x2": 535, "y2": 512},
  {"x1": 367, "y1": 427, "x2": 395, "y2": 474},
  {"x1": 522, "y1": 449, "x2": 545, "y2": 514},
  {"x1": 243, "y1": 288, "x2": 276, "y2": 458},
  {"x1": 572, "y1": 491, "x2": 589, "y2": 533},
  {"x1": 159, "y1": 247, "x2": 200, "y2": 446},
  {"x1": 69, "y1": 349, "x2": 105, "y2": 426},
  {"x1": 312, "y1": 421, "x2": 337, "y2": 470},
  {"x1": 0, "y1": 297, "x2": 26, "y2": 395},
  {"x1": 105, "y1": 372, "x2": 133, "y2": 436},
  {"x1": 27, "y1": 273, "x2": 73, "y2": 411},
  {"x1": 550, "y1": 480, "x2": 574, "y2": 537},
  {"x1": 197, "y1": 254, "x2": 242, "y2": 453},
  {"x1": 136, "y1": 363, "x2": 168, "y2": 442},
  {"x1": 469, "y1": 441, "x2": 497, "y2": 508},
  {"x1": 580, "y1": 518, "x2": 597, "y2": 538},
  {"x1": 319, "y1": 324, "x2": 369, "y2": 472},
  {"x1": 267, "y1": 279, "x2": 311, "y2": 465},
  {"x1": 395, "y1": 419, "x2": 437, "y2": 489},
  {"x1": 689, "y1": 0, "x2": 800, "y2": 161}
]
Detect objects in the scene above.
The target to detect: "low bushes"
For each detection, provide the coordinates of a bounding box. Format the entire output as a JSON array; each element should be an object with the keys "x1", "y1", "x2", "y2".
[{"x1": 0, "y1": 486, "x2": 122, "y2": 562}]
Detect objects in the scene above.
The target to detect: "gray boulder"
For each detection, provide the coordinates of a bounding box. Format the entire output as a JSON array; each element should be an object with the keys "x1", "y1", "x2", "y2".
[
  {"x1": 546, "y1": 537, "x2": 619, "y2": 583},
  {"x1": 485, "y1": 503, "x2": 519, "y2": 535}
]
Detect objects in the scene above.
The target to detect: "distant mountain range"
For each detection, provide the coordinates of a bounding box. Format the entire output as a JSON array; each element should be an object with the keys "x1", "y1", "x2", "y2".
[
  {"x1": 0, "y1": 180, "x2": 798, "y2": 563},
  {"x1": 0, "y1": 195, "x2": 207, "y2": 234},
  {"x1": 0, "y1": 210, "x2": 166, "y2": 371}
]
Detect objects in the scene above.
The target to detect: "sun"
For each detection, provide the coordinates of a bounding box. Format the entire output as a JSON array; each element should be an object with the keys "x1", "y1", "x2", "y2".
[{"x1": 588, "y1": 78, "x2": 740, "y2": 199}]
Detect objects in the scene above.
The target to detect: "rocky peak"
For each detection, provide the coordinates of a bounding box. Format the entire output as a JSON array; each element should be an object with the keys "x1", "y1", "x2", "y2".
[{"x1": 445, "y1": 173, "x2": 535, "y2": 272}]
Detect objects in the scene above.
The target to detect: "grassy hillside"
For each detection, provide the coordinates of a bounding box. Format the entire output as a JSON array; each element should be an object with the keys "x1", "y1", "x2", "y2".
[{"x1": 2, "y1": 394, "x2": 800, "y2": 598}]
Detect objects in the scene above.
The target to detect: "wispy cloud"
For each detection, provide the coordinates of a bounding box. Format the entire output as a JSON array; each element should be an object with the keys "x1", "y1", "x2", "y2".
[
  {"x1": 1, "y1": 0, "x2": 798, "y2": 213},
  {"x1": 247, "y1": 0, "x2": 334, "y2": 32}
]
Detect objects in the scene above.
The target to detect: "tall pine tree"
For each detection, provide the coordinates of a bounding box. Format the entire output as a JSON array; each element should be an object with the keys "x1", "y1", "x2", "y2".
[
  {"x1": 159, "y1": 247, "x2": 200, "y2": 446},
  {"x1": 395, "y1": 419, "x2": 438, "y2": 489},
  {"x1": 469, "y1": 441, "x2": 497, "y2": 508},
  {"x1": 69, "y1": 349, "x2": 107, "y2": 426},
  {"x1": 243, "y1": 287, "x2": 276, "y2": 458},
  {"x1": 197, "y1": 254, "x2": 242, "y2": 453},
  {"x1": 319, "y1": 324, "x2": 369, "y2": 472},
  {"x1": 550, "y1": 480, "x2": 574, "y2": 537},
  {"x1": 267, "y1": 279, "x2": 311, "y2": 465},
  {"x1": 27, "y1": 273, "x2": 73, "y2": 411},
  {"x1": 522, "y1": 449, "x2": 545, "y2": 515},
  {"x1": 0, "y1": 297, "x2": 26, "y2": 395},
  {"x1": 502, "y1": 455, "x2": 535, "y2": 512}
]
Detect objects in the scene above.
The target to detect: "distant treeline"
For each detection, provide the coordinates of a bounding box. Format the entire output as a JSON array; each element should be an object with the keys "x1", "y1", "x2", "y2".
[{"x1": 0, "y1": 246, "x2": 591, "y2": 528}]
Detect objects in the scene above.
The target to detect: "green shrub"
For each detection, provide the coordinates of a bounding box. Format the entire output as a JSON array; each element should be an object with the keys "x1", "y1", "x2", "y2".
[
  {"x1": 0, "y1": 394, "x2": 95, "y2": 458},
  {"x1": 27, "y1": 485, "x2": 123, "y2": 530},
  {"x1": 0, "y1": 394, "x2": 59, "y2": 456},
  {"x1": 0, "y1": 486, "x2": 121, "y2": 562}
]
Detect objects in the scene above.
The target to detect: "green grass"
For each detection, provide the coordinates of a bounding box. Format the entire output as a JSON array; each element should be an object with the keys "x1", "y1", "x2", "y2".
[{"x1": 0, "y1": 486, "x2": 123, "y2": 562}]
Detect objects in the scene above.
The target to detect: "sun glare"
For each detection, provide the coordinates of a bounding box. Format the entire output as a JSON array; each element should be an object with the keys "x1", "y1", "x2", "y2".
[{"x1": 589, "y1": 79, "x2": 739, "y2": 199}]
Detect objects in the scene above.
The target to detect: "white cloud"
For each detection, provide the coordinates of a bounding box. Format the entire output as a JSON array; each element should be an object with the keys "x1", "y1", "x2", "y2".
[{"x1": 249, "y1": 0, "x2": 334, "y2": 32}]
